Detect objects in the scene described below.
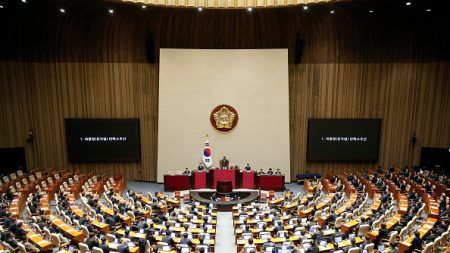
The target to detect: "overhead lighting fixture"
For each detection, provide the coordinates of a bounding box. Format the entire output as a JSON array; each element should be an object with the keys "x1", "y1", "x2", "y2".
[
  {"x1": 369, "y1": 10, "x2": 374, "y2": 13},
  {"x1": 329, "y1": 9, "x2": 335, "y2": 14},
  {"x1": 0, "y1": 5, "x2": 4, "y2": 8},
  {"x1": 425, "y1": 8, "x2": 431, "y2": 12},
  {"x1": 303, "y1": 5, "x2": 308, "y2": 10},
  {"x1": 405, "y1": 2, "x2": 412, "y2": 6},
  {"x1": 247, "y1": 7, "x2": 252, "y2": 12},
  {"x1": 141, "y1": 5, "x2": 146, "y2": 9},
  {"x1": 21, "y1": 0, "x2": 27, "y2": 3},
  {"x1": 198, "y1": 7, "x2": 203, "y2": 11},
  {"x1": 108, "y1": 9, "x2": 114, "y2": 14},
  {"x1": 59, "y1": 8, "x2": 66, "y2": 13}
]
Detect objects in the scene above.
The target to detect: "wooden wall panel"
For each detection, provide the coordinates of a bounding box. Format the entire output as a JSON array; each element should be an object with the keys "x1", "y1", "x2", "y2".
[{"x1": 0, "y1": 0, "x2": 449, "y2": 181}]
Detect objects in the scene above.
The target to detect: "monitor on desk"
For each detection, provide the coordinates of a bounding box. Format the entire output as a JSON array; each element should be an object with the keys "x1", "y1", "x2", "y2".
[
  {"x1": 301, "y1": 218, "x2": 307, "y2": 224},
  {"x1": 181, "y1": 248, "x2": 190, "y2": 253},
  {"x1": 320, "y1": 240, "x2": 327, "y2": 247},
  {"x1": 69, "y1": 246, "x2": 75, "y2": 252},
  {"x1": 128, "y1": 242, "x2": 135, "y2": 248},
  {"x1": 139, "y1": 229, "x2": 144, "y2": 234},
  {"x1": 334, "y1": 237, "x2": 342, "y2": 244},
  {"x1": 378, "y1": 245, "x2": 385, "y2": 252},
  {"x1": 349, "y1": 233, "x2": 355, "y2": 240},
  {"x1": 363, "y1": 250, "x2": 368, "y2": 253},
  {"x1": 114, "y1": 238, "x2": 119, "y2": 244}
]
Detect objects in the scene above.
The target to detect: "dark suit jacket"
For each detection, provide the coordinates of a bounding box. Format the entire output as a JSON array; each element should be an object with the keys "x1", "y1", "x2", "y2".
[
  {"x1": 410, "y1": 237, "x2": 423, "y2": 251},
  {"x1": 117, "y1": 245, "x2": 130, "y2": 253},
  {"x1": 99, "y1": 243, "x2": 110, "y2": 253}
]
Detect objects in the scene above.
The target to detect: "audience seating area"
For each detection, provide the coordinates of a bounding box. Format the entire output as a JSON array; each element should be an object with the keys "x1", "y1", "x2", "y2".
[{"x1": 1, "y1": 166, "x2": 449, "y2": 253}]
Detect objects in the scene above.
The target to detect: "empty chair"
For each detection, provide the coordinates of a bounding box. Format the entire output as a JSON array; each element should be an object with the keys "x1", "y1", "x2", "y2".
[
  {"x1": 51, "y1": 233, "x2": 69, "y2": 249},
  {"x1": 78, "y1": 242, "x2": 89, "y2": 253},
  {"x1": 22, "y1": 178, "x2": 28, "y2": 186},
  {"x1": 36, "y1": 172, "x2": 42, "y2": 179},
  {"x1": 422, "y1": 242, "x2": 433, "y2": 253},
  {"x1": 3, "y1": 176, "x2": 10, "y2": 183},
  {"x1": 357, "y1": 224, "x2": 370, "y2": 238},
  {"x1": 432, "y1": 236, "x2": 441, "y2": 252},
  {"x1": 10, "y1": 173, "x2": 17, "y2": 180},
  {"x1": 74, "y1": 175, "x2": 79, "y2": 181},
  {"x1": 16, "y1": 182, "x2": 22, "y2": 189},
  {"x1": 17, "y1": 170, "x2": 24, "y2": 177},
  {"x1": 92, "y1": 247, "x2": 104, "y2": 253},
  {"x1": 314, "y1": 210, "x2": 322, "y2": 220},
  {"x1": 347, "y1": 247, "x2": 360, "y2": 253},
  {"x1": 334, "y1": 217, "x2": 343, "y2": 229},
  {"x1": 106, "y1": 233, "x2": 116, "y2": 242},
  {"x1": 363, "y1": 243, "x2": 374, "y2": 253},
  {"x1": 17, "y1": 242, "x2": 27, "y2": 253},
  {"x1": 47, "y1": 177, "x2": 53, "y2": 185},
  {"x1": 387, "y1": 231, "x2": 398, "y2": 246}
]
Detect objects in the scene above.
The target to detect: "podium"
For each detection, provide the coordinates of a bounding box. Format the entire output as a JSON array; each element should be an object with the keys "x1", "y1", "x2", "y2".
[
  {"x1": 164, "y1": 174, "x2": 191, "y2": 191},
  {"x1": 241, "y1": 171, "x2": 256, "y2": 188},
  {"x1": 213, "y1": 169, "x2": 237, "y2": 189},
  {"x1": 192, "y1": 171, "x2": 208, "y2": 189},
  {"x1": 258, "y1": 175, "x2": 285, "y2": 191}
]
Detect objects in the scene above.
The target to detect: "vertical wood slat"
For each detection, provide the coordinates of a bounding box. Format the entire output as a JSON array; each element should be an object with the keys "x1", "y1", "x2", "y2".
[{"x1": 0, "y1": 4, "x2": 449, "y2": 181}]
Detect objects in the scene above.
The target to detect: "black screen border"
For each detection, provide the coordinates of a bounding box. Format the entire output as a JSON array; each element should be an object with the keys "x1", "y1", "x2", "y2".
[
  {"x1": 65, "y1": 118, "x2": 141, "y2": 163},
  {"x1": 306, "y1": 118, "x2": 382, "y2": 163}
]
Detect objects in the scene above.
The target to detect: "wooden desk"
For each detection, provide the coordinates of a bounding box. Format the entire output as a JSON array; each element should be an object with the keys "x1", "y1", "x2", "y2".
[
  {"x1": 49, "y1": 215, "x2": 84, "y2": 243},
  {"x1": 23, "y1": 225, "x2": 53, "y2": 251},
  {"x1": 398, "y1": 218, "x2": 436, "y2": 253},
  {"x1": 368, "y1": 214, "x2": 401, "y2": 241}
]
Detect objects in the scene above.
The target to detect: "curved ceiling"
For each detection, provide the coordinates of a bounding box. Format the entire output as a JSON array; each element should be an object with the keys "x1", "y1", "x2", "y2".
[{"x1": 119, "y1": 0, "x2": 339, "y2": 9}]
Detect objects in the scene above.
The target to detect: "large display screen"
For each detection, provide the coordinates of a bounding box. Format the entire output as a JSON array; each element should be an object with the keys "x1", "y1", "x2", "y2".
[
  {"x1": 307, "y1": 119, "x2": 381, "y2": 162},
  {"x1": 65, "y1": 118, "x2": 141, "y2": 162}
]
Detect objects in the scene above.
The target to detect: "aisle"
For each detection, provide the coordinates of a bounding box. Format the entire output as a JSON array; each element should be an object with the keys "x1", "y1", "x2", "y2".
[{"x1": 215, "y1": 212, "x2": 237, "y2": 253}]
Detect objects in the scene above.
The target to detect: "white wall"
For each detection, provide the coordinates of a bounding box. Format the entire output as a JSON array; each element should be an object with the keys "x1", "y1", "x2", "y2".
[{"x1": 157, "y1": 49, "x2": 290, "y2": 182}]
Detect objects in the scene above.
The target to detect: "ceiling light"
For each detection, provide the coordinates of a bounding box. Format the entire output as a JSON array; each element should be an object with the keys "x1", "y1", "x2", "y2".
[
  {"x1": 303, "y1": 5, "x2": 308, "y2": 10},
  {"x1": 329, "y1": 9, "x2": 335, "y2": 14},
  {"x1": 0, "y1": 5, "x2": 4, "y2": 8},
  {"x1": 425, "y1": 8, "x2": 431, "y2": 12},
  {"x1": 59, "y1": 8, "x2": 65, "y2": 13},
  {"x1": 141, "y1": 5, "x2": 146, "y2": 9},
  {"x1": 369, "y1": 10, "x2": 374, "y2": 13},
  {"x1": 405, "y1": 2, "x2": 411, "y2": 6},
  {"x1": 21, "y1": 0, "x2": 27, "y2": 3},
  {"x1": 247, "y1": 7, "x2": 252, "y2": 12},
  {"x1": 198, "y1": 7, "x2": 203, "y2": 11},
  {"x1": 108, "y1": 9, "x2": 114, "y2": 14}
]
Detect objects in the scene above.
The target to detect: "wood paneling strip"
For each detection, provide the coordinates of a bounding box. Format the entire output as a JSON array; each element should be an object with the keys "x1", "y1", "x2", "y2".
[{"x1": 0, "y1": 1, "x2": 449, "y2": 181}]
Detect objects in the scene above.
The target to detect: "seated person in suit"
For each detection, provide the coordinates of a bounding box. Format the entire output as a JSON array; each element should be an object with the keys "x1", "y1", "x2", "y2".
[
  {"x1": 267, "y1": 168, "x2": 274, "y2": 175},
  {"x1": 183, "y1": 168, "x2": 190, "y2": 175},
  {"x1": 117, "y1": 239, "x2": 130, "y2": 253},
  {"x1": 258, "y1": 169, "x2": 265, "y2": 175},
  {"x1": 245, "y1": 164, "x2": 251, "y2": 171},
  {"x1": 409, "y1": 232, "x2": 423, "y2": 252},
  {"x1": 180, "y1": 232, "x2": 193, "y2": 246},
  {"x1": 198, "y1": 163, "x2": 205, "y2": 171},
  {"x1": 374, "y1": 224, "x2": 389, "y2": 246},
  {"x1": 275, "y1": 169, "x2": 282, "y2": 175},
  {"x1": 242, "y1": 238, "x2": 256, "y2": 252},
  {"x1": 99, "y1": 237, "x2": 110, "y2": 253},
  {"x1": 162, "y1": 230, "x2": 175, "y2": 247}
]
